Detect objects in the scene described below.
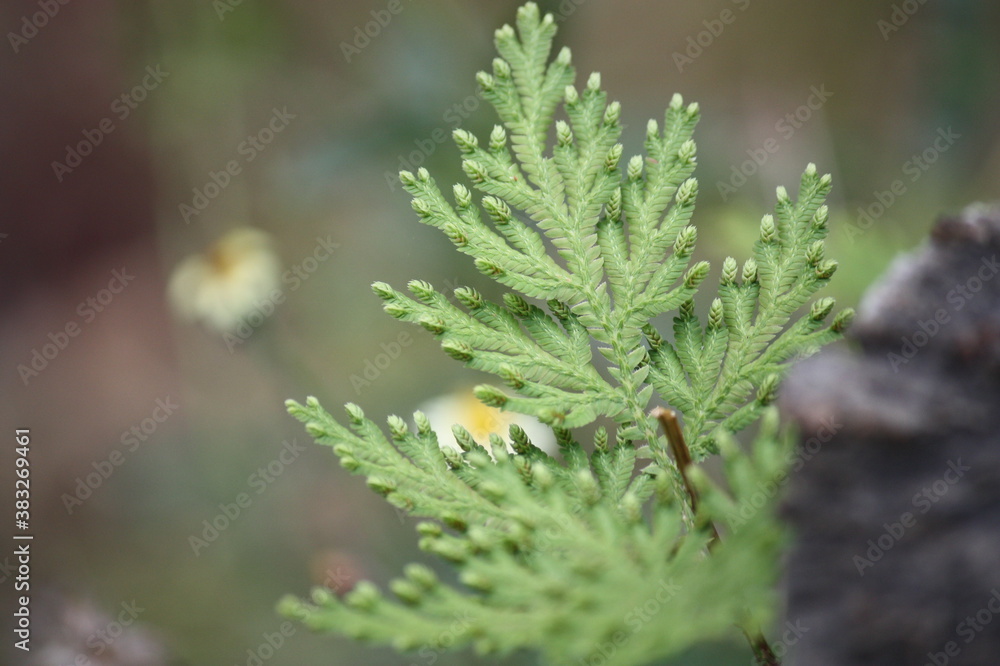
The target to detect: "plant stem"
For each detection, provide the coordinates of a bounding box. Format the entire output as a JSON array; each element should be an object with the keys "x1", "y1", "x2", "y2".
[
  {"x1": 744, "y1": 628, "x2": 781, "y2": 666},
  {"x1": 651, "y1": 407, "x2": 720, "y2": 545},
  {"x1": 653, "y1": 407, "x2": 780, "y2": 666}
]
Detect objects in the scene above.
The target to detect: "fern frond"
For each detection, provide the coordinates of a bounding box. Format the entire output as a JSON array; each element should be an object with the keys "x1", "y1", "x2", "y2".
[
  {"x1": 283, "y1": 398, "x2": 794, "y2": 664},
  {"x1": 283, "y1": 2, "x2": 854, "y2": 664}
]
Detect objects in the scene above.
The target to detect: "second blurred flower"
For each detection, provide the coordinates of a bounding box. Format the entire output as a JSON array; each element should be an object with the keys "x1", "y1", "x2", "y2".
[{"x1": 419, "y1": 388, "x2": 557, "y2": 456}]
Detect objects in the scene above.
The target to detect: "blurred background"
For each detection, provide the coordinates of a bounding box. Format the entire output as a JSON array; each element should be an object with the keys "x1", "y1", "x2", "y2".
[{"x1": 1, "y1": 0, "x2": 998, "y2": 663}]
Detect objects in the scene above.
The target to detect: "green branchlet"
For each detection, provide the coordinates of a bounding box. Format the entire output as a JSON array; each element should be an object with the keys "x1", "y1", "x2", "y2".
[
  {"x1": 283, "y1": 2, "x2": 852, "y2": 664},
  {"x1": 283, "y1": 396, "x2": 796, "y2": 663}
]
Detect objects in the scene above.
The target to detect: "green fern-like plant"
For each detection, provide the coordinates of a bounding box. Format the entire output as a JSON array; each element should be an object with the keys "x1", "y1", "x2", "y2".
[{"x1": 281, "y1": 3, "x2": 852, "y2": 664}]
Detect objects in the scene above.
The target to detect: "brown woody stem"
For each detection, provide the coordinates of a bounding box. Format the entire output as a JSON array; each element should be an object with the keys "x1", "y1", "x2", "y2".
[
  {"x1": 652, "y1": 407, "x2": 780, "y2": 666},
  {"x1": 651, "y1": 407, "x2": 720, "y2": 545}
]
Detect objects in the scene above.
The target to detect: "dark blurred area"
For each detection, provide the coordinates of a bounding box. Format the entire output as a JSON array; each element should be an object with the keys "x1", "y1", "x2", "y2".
[
  {"x1": 1, "y1": 1, "x2": 997, "y2": 664},
  {"x1": 781, "y1": 204, "x2": 1000, "y2": 665}
]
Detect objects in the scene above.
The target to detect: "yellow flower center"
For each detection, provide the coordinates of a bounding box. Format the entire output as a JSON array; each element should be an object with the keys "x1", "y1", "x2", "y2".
[
  {"x1": 459, "y1": 393, "x2": 509, "y2": 441},
  {"x1": 206, "y1": 240, "x2": 241, "y2": 278}
]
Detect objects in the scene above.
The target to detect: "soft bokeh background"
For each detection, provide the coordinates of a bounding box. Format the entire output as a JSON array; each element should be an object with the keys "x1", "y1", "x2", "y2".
[{"x1": 2, "y1": 0, "x2": 998, "y2": 664}]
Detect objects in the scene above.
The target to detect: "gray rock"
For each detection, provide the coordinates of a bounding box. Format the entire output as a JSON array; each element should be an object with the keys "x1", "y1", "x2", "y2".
[{"x1": 781, "y1": 204, "x2": 1000, "y2": 665}]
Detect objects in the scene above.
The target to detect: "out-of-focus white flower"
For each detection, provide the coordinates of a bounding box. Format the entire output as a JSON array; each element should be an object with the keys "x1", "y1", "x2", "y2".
[
  {"x1": 418, "y1": 389, "x2": 557, "y2": 456},
  {"x1": 168, "y1": 228, "x2": 281, "y2": 333}
]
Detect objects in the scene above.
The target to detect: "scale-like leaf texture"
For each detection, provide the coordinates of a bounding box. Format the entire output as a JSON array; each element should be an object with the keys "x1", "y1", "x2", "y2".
[{"x1": 283, "y1": 3, "x2": 853, "y2": 664}]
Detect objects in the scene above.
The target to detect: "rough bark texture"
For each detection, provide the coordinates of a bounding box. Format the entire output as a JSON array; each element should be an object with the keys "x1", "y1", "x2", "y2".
[{"x1": 781, "y1": 204, "x2": 1000, "y2": 665}]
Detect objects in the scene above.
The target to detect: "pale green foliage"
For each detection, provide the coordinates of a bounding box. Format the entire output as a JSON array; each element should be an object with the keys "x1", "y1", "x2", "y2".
[
  {"x1": 282, "y1": 402, "x2": 793, "y2": 664},
  {"x1": 282, "y1": 3, "x2": 852, "y2": 664}
]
